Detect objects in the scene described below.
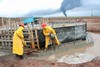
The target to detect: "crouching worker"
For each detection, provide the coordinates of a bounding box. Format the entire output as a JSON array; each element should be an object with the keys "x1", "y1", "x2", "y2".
[
  {"x1": 42, "y1": 23, "x2": 60, "y2": 50},
  {"x1": 12, "y1": 23, "x2": 26, "y2": 59}
]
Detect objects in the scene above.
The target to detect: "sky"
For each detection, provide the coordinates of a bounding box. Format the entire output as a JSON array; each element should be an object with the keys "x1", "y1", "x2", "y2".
[{"x1": 0, "y1": 0, "x2": 100, "y2": 17}]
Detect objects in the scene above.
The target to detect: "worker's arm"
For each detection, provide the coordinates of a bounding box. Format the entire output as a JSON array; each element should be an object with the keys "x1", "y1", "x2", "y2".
[
  {"x1": 16, "y1": 30, "x2": 24, "y2": 39},
  {"x1": 43, "y1": 28, "x2": 50, "y2": 36},
  {"x1": 16, "y1": 30, "x2": 26, "y2": 46},
  {"x1": 22, "y1": 40, "x2": 26, "y2": 46},
  {"x1": 49, "y1": 27, "x2": 56, "y2": 34}
]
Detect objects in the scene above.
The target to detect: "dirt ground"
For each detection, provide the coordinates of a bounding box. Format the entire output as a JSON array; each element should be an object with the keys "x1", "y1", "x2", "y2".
[
  {"x1": 87, "y1": 23, "x2": 100, "y2": 34},
  {"x1": 0, "y1": 19, "x2": 100, "y2": 67},
  {"x1": 0, "y1": 43, "x2": 98, "y2": 67},
  {"x1": 0, "y1": 55, "x2": 100, "y2": 67},
  {"x1": 0, "y1": 37, "x2": 97, "y2": 67}
]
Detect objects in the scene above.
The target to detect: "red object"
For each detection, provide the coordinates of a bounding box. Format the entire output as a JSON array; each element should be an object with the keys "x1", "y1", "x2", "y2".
[
  {"x1": 25, "y1": 51, "x2": 33, "y2": 55},
  {"x1": 19, "y1": 23, "x2": 24, "y2": 27},
  {"x1": 42, "y1": 23, "x2": 47, "y2": 28}
]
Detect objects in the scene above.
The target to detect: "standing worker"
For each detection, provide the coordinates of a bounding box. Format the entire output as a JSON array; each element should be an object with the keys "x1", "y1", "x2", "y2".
[
  {"x1": 42, "y1": 23, "x2": 60, "y2": 50},
  {"x1": 12, "y1": 23, "x2": 26, "y2": 59}
]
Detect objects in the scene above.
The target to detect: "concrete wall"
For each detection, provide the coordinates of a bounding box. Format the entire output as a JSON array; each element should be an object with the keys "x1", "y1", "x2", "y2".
[{"x1": 38, "y1": 24, "x2": 86, "y2": 48}]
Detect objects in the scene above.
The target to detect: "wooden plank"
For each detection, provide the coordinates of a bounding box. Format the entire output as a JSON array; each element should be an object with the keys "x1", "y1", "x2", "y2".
[
  {"x1": 8, "y1": 18, "x2": 11, "y2": 46},
  {"x1": 1, "y1": 18, "x2": 4, "y2": 46},
  {"x1": 8, "y1": 18, "x2": 10, "y2": 40},
  {"x1": 34, "y1": 28, "x2": 40, "y2": 49},
  {"x1": 27, "y1": 24, "x2": 35, "y2": 48},
  {"x1": 14, "y1": 21, "x2": 16, "y2": 31}
]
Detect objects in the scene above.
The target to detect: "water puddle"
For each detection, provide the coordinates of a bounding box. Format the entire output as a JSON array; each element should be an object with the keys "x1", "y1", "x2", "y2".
[{"x1": 86, "y1": 32, "x2": 100, "y2": 56}]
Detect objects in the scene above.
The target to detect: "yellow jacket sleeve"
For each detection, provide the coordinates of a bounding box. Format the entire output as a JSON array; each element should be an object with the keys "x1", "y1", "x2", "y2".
[
  {"x1": 48, "y1": 26, "x2": 56, "y2": 34},
  {"x1": 43, "y1": 29, "x2": 50, "y2": 36},
  {"x1": 16, "y1": 29, "x2": 24, "y2": 39},
  {"x1": 43, "y1": 26, "x2": 56, "y2": 36}
]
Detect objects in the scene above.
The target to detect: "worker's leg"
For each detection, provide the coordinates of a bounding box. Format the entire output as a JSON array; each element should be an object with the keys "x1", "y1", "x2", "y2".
[
  {"x1": 45, "y1": 36, "x2": 50, "y2": 49},
  {"x1": 54, "y1": 35, "x2": 60, "y2": 45},
  {"x1": 15, "y1": 54, "x2": 23, "y2": 59},
  {"x1": 15, "y1": 54, "x2": 19, "y2": 57},
  {"x1": 19, "y1": 55, "x2": 24, "y2": 59}
]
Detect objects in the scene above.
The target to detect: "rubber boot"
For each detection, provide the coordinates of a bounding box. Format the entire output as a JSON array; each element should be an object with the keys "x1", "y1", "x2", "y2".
[{"x1": 19, "y1": 55, "x2": 24, "y2": 59}]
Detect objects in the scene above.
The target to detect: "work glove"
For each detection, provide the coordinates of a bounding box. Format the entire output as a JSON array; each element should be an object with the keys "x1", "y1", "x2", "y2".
[{"x1": 48, "y1": 33, "x2": 50, "y2": 35}]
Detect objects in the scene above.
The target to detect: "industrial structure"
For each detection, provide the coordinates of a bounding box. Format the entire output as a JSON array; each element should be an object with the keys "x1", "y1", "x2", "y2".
[{"x1": 0, "y1": 17, "x2": 90, "y2": 56}]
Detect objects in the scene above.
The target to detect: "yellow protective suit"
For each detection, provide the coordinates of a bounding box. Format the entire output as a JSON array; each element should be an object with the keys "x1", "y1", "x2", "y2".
[
  {"x1": 12, "y1": 26, "x2": 25, "y2": 55},
  {"x1": 43, "y1": 26, "x2": 60, "y2": 48}
]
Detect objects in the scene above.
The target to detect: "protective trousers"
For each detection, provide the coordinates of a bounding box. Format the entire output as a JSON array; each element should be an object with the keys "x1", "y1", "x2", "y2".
[{"x1": 45, "y1": 35, "x2": 60, "y2": 48}]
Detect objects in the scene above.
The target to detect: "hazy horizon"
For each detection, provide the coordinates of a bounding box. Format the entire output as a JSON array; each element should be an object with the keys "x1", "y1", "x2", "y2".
[{"x1": 0, "y1": 0, "x2": 100, "y2": 17}]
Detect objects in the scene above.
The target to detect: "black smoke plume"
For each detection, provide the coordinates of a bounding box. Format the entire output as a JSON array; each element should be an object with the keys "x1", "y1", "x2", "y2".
[{"x1": 60, "y1": 0, "x2": 82, "y2": 16}]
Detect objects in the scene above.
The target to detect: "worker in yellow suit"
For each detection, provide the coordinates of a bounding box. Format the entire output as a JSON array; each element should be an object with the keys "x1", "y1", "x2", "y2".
[
  {"x1": 12, "y1": 23, "x2": 26, "y2": 59},
  {"x1": 42, "y1": 23, "x2": 60, "y2": 50}
]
